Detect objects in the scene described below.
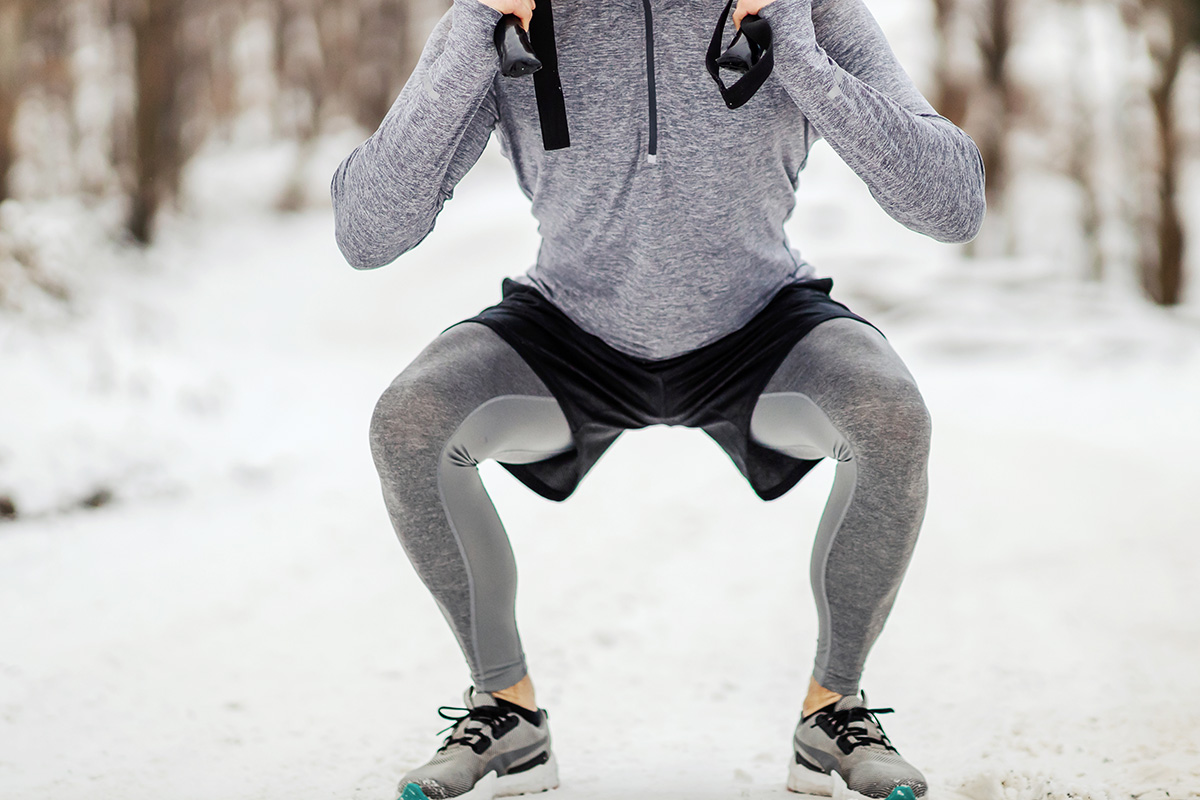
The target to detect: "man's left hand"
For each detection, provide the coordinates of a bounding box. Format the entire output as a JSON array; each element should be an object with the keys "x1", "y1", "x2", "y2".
[{"x1": 733, "y1": 0, "x2": 778, "y2": 29}]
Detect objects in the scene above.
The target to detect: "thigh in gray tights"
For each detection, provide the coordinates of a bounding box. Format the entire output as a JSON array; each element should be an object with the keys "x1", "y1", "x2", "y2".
[
  {"x1": 370, "y1": 317, "x2": 930, "y2": 697},
  {"x1": 369, "y1": 322, "x2": 571, "y2": 692},
  {"x1": 750, "y1": 317, "x2": 931, "y2": 695}
]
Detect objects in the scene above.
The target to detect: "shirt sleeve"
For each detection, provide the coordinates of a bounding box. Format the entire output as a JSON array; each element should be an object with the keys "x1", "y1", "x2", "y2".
[
  {"x1": 331, "y1": 0, "x2": 504, "y2": 269},
  {"x1": 755, "y1": 0, "x2": 987, "y2": 243}
]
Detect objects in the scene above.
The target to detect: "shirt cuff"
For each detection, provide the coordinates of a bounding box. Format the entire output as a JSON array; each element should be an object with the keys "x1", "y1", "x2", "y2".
[
  {"x1": 448, "y1": 0, "x2": 504, "y2": 74},
  {"x1": 755, "y1": 0, "x2": 836, "y2": 94}
]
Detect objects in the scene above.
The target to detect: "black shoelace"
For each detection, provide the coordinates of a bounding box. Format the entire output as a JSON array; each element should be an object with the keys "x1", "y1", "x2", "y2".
[
  {"x1": 813, "y1": 705, "x2": 899, "y2": 756},
  {"x1": 435, "y1": 705, "x2": 519, "y2": 755}
]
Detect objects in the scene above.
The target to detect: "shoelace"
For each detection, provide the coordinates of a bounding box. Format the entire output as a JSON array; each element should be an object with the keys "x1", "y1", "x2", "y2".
[
  {"x1": 814, "y1": 705, "x2": 899, "y2": 755},
  {"x1": 434, "y1": 705, "x2": 519, "y2": 754}
]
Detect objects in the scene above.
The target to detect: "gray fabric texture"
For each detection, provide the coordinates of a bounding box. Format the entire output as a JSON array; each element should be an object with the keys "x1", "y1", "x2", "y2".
[
  {"x1": 371, "y1": 318, "x2": 929, "y2": 696},
  {"x1": 331, "y1": 0, "x2": 986, "y2": 359},
  {"x1": 751, "y1": 318, "x2": 930, "y2": 695},
  {"x1": 369, "y1": 323, "x2": 571, "y2": 692}
]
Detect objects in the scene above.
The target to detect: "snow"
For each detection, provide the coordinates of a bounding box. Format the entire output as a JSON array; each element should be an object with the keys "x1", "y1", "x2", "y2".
[{"x1": 3, "y1": 116, "x2": 1200, "y2": 800}]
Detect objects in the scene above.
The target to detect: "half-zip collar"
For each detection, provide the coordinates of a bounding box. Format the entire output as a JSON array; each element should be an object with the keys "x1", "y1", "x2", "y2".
[
  {"x1": 640, "y1": 0, "x2": 659, "y2": 164},
  {"x1": 525, "y1": 0, "x2": 659, "y2": 160}
]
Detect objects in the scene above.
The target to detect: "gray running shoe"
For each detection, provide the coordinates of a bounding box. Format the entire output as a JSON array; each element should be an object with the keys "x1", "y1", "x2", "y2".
[
  {"x1": 397, "y1": 688, "x2": 558, "y2": 800},
  {"x1": 787, "y1": 692, "x2": 927, "y2": 800}
]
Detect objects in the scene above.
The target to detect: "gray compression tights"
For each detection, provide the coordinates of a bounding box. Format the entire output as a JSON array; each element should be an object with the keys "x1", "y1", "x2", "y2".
[{"x1": 369, "y1": 318, "x2": 930, "y2": 696}]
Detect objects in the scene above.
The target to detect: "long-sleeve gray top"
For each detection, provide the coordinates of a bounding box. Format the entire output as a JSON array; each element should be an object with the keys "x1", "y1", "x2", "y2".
[{"x1": 331, "y1": 0, "x2": 986, "y2": 359}]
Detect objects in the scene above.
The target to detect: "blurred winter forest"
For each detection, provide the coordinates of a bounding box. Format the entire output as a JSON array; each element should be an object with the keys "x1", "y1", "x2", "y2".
[
  {"x1": 4, "y1": 8, "x2": 1200, "y2": 795},
  {"x1": 0, "y1": 0, "x2": 1197, "y2": 307}
]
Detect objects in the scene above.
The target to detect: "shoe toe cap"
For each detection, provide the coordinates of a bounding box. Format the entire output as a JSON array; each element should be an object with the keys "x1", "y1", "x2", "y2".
[
  {"x1": 396, "y1": 780, "x2": 440, "y2": 800},
  {"x1": 397, "y1": 775, "x2": 472, "y2": 800},
  {"x1": 845, "y1": 756, "x2": 927, "y2": 799}
]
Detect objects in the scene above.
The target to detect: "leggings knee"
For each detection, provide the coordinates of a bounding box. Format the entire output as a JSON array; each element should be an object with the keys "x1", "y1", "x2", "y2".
[
  {"x1": 888, "y1": 380, "x2": 932, "y2": 456},
  {"x1": 840, "y1": 377, "x2": 932, "y2": 466},
  {"x1": 369, "y1": 375, "x2": 451, "y2": 476}
]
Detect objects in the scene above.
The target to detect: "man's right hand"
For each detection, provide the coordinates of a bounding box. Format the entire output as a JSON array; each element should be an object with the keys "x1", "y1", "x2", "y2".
[{"x1": 475, "y1": 0, "x2": 536, "y2": 31}]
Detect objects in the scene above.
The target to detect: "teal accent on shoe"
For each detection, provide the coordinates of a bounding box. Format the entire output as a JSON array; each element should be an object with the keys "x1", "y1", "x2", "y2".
[
  {"x1": 399, "y1": 784, "x2": 431, "y2": 800},
  {"x1": 885, "y1": 787, "x2": 918, "y2": 800}
]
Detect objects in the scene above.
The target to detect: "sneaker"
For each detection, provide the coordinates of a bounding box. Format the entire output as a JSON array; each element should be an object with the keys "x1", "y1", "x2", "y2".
[
  {"x1": 397, "y1": 688, "x2": 559, "y2": 800},
  {"x1": 787, "y1": 692, "x2": 928, "y2": 800}
]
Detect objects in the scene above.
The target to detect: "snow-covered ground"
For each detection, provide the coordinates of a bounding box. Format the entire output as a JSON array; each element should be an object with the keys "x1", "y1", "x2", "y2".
[{"x1": 3, "y1": 112, "x2": 1200, "y2": 800}]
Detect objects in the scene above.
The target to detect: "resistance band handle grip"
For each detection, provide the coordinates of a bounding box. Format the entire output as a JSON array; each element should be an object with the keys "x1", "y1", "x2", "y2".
[
  {"x1": 706, "y1": 3, "x2": 773, "y2": 109},
  {"x1": 715, "y1": 14, "x2": 768, "y2": 74},
  {"x1": 495, "y1": 14, "x2": 542, "y2": 78}
]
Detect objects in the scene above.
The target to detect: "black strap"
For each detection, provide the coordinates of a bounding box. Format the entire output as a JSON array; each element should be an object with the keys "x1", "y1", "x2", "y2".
[
  {"x1": 529, "y1": 0, "x2": 571, "y2": 150},
  {"x1": 706, "y1": 0, "x2": 774, "y2": 109}
]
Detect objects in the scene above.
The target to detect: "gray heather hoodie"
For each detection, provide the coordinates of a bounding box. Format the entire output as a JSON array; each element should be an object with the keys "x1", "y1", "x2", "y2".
[{"x1": 331, "y1": 0, "x2": 986, "y2": 359}]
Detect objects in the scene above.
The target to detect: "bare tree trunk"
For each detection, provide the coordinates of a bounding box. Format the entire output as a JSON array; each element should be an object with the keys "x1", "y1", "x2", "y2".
[
  {"x1": 975, "y1": 0, "x2": 1015, "y2": 217},
  {"x1": 275, "y1": 0, "x2": 324, "y2": 210},
  {"x1": 931, "y1": 0, "x2": 970, "y2": 125},
  {"x1": 0, "y1": 0, "x2": 26, "y2": 202},
  {"x1": 128, "y1": 0, "x2": 184, "y2": 244},
  {"x1": 1064, "y1": 1, "x2": 1105, "y2": 280},
  {"x1": 1138, "y1": 0, "x2": 1195, "y2": 305},
  {"x1": 1144, "y1": 22, "x2": 1183, "y2": 304},
  {"x1": 205, "y1": 2, "x2": 243, "y2": 144},
  {"x1": 354, "y1": 0, "x2": 411, "y2": 129},
  {"x1": 1, "y1": 0, "x2": 74, "y2": 201}
]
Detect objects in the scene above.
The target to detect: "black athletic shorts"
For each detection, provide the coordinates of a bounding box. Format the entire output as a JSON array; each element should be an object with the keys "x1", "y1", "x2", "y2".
[{"x1": 456, "y1": 277, "x2": 874, "y2": 502}]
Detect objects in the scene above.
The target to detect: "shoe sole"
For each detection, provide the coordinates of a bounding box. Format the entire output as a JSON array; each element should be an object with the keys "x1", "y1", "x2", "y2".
[
  {"x1": 496, "y1": 752, "x2": 559, "y2": 797},
  {"x1": 787, "y1": 760, "x2": 836, "y2": 798},
  {"x1": 399, "y1": 754, "x2": 558, "y2": 800},
  {"x1": 787, "y1": 761, "x2": 923, "y2": 800}
]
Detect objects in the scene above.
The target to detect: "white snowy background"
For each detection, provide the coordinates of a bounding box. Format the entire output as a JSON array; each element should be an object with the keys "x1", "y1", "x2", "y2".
[{"x1": 2, "y1": 2, "x2": 1199, "y2": 799}]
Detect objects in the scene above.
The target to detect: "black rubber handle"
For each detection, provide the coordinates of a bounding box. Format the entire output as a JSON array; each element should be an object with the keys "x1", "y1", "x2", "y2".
[
  {"x1": 497, "y1": 10, "x2": 761, "y2": 79},
  {"x1": 715, "y1": 14, "x2": 767, "y2": 75},
  {"x1": 495, "y1": 14, "x2": 542, "y2": 77},
  {"x1": 706, "y1": 5, "x2": 773, "y2": 109}
]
